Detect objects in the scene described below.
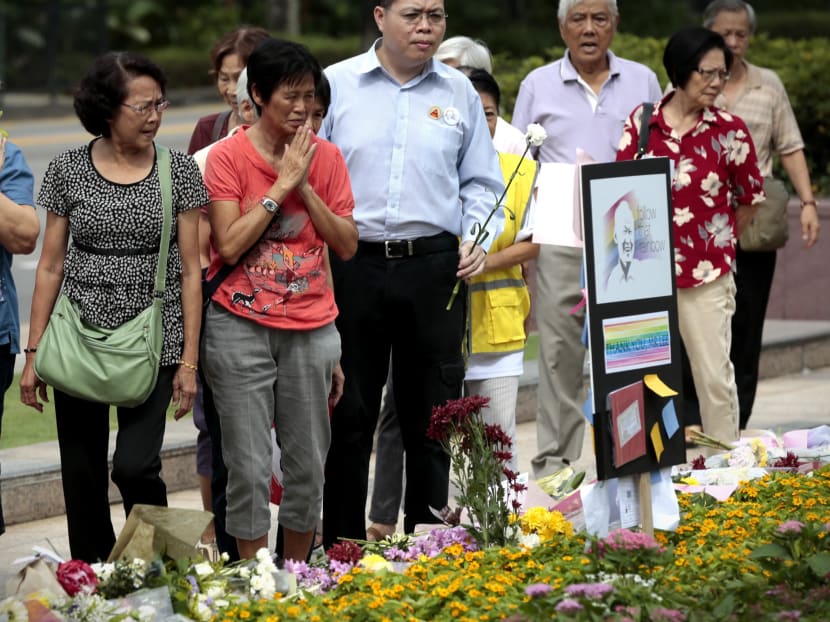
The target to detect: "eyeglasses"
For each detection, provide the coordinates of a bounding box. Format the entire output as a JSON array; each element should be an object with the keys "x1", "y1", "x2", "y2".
[
  {"x1": 397, "y1": 9, "x2": 448, "y2": 25},
  {"x1": 121, "y1": 100, "x2": 170, "y2": 116},
  {"x1": 695, "y1": 67, "x2": 730, "y2": 83}
]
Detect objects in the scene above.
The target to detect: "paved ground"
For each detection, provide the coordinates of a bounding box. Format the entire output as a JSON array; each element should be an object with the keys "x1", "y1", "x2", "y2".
[{"x1": 0, "y1": 363, "x2": 828, "y2": 594}]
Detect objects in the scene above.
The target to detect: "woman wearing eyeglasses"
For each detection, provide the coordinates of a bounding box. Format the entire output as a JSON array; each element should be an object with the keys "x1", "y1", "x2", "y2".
[
  {"x1": 616, "y1": 27, "x2": 764, "y2": 451},
  {"x1": 20, "y1": 52, "x2": 206, "y2": 562}
]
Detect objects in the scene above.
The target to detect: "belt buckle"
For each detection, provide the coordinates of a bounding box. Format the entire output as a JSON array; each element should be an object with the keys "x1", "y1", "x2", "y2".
[{"x1": 384, "y1": 240, "x2": 413, "y2": 259}]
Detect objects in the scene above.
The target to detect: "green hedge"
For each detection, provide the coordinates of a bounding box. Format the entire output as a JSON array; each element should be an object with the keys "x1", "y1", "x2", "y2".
[
  {"x1": 493, "y1": 33, "x2": 830, "y2": 195},
  {"x1": 150, "y1": 32, "x2": 829, "y2": 195},
  {"x1": 151, "y1": 35, "x2": 362, "y2": 91}
]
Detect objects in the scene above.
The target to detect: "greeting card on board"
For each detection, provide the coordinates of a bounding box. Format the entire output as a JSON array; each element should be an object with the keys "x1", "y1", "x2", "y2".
[{"x1": 609, "y1": 381, "x2": 646, "y2": 468}]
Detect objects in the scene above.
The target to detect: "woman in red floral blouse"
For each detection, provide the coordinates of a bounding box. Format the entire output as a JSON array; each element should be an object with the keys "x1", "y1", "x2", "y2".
[{"x1": 616, "y1": 26, "x2": 764, "y2": 449}]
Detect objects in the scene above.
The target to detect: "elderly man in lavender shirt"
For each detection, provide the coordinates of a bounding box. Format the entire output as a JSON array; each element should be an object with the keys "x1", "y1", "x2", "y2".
[{"x1": 511, "y1": 0, "x2": 662, "y2": 483}]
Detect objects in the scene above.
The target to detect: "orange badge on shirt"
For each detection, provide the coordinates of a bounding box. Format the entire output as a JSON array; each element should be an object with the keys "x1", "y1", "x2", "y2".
[{"x1": 429, "y1": 106, "x2": 441, "y2": 120}]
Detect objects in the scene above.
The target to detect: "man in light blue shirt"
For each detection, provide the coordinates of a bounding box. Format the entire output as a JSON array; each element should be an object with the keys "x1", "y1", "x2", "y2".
[
  {"x1": 511, "y1": 0, "x2": 662, "y2": 483},
  {"x1": 0, "y1": 135, "x2": 39, "y2": 534},
  {"x1": 320, "y1": 0, "x2": 504, "y2": 546}
]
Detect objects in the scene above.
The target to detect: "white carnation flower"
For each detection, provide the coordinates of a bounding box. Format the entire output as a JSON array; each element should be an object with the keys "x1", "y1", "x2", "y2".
[{"x1": 525, "y1": 123, "x2": 547, "y2": 147}]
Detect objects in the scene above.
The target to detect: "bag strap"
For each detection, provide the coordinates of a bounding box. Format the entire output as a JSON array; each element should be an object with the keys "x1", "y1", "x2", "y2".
[
  {"x1": 202, "y1": 224, "x2": 269, "y2": 305},
  {"x1": 635, "y1": 102, "x2": 654, "y2": 159},
  {"x1": 154, "y1": 144, "x2": 174, "y2": 300},
  {"x1": 202, "y1": 259, "x2": 236, "y2": 305},
  {"x1": 211, "y1": 110, "x2": 231, "y2": 143}
]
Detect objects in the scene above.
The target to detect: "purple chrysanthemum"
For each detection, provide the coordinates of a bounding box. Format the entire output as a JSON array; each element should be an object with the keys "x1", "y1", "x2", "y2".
[
  {"x1": 652, "y1": 607, "x2": 687, "y2": 622},
  {"x1": 524, "y1": 583, "x2": 553, "y2": 598},
  {"x1": 565, "y1": 582, "x2": 614, "y2": 599},
  {"x1": 555, "y1": 598, "x2": 584, "y2": 614},
  {"x1": 777, "y1": 520, "x2": 805, "y2": 535}
]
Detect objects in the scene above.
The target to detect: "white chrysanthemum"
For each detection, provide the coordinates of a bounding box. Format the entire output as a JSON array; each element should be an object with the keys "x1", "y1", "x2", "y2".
[
  {"x1": 91, "y1": 562, "x2": 114, "y2": 583},
  {"x1": 519, "y1": 533, "x2": 541, "y2": 548},
  {"x1": 525, "y1": 123, "x2": 547, "y2": 147},
  {"x1": 191, "y1": 598, "x2": 213, "y2": 622},
  {"x1": 727, "y1": 445, "x2": 756, "y2": 468},
  {"x1": 250, "y1": 572, "x2": 277, "y2": 599},
  {"x1": 692, "y1": 260, "x2": 721, "y2": 283}
]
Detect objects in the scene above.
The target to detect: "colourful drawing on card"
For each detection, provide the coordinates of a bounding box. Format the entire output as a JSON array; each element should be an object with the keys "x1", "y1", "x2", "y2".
[{"x1": 603, "y1": 311, "x2": 671, "y2": 374}]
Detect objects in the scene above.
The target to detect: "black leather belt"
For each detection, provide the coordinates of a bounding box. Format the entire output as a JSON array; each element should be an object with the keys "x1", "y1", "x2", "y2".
[{"x1": 358, "y1": 232, "x2": 458, "y2": 259}]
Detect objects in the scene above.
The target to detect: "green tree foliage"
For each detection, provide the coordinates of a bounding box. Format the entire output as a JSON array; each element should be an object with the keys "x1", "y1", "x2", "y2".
[{"x1": 495, "y1": 32, "x2": 830, "y2": 194}]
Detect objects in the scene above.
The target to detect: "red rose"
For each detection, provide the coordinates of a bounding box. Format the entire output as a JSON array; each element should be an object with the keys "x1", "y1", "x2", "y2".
[{"x1": 56, "y1": 559, "x2": 99, "y2": 596}]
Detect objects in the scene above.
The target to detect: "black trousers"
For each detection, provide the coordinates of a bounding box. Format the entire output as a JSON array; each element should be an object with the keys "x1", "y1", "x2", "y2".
[
  {"x1": 54, "y1": 365, "x2": 175, "y2": 562},
  {"x1": 199, "y1": 366, "x2": 240, "y2": 561},
  {"x1": 0, "y1": 345, "x2": 14, "y2": 534},
  {"x1": 198, "y1": 288, "x2": 240, "y2": 561},
  {"x1": 681, "y1": 247, "x2": 777, "y2": 430},
  {"x1": 323, "y1": 242, "x2": 465, "y2": 548}
]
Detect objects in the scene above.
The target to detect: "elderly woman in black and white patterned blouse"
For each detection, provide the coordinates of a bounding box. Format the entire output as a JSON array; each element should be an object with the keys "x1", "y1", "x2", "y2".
[{"x1": 20, "y1": 52, "x2": 206, "y2": 563}]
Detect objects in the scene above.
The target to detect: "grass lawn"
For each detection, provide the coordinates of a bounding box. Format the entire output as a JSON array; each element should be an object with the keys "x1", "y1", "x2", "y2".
[
  {"x1": 0, "y1": 334, "x2": 540, "y2": 449},
  {"x1": 1, "y1": 374, "x2": 186, "y2": 450}
]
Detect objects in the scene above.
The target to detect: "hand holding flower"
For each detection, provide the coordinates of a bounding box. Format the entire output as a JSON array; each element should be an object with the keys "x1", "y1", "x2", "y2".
[
  {"x1": 456, "y1": 240, "x2": 487, "y2": 280},
  {"x1": 446, "y1": 123, "x2": 547, "y2": 309}
]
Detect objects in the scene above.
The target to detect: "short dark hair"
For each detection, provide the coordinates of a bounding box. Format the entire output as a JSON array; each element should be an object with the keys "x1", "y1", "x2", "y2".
[
  {"x1": 209, "y1": 26, "x2": 270, "y2": 76},
  {"x1": 247, "y1": 39, "x2": 321, "y2": 116},
  {"x1": 663, "y1": 26, "x2": 733, "y2": 89},
  {"x1": 73, "y1": 51, "x2": 167, "y2": 138},
  {"x1": 315, "y1": 73, "x2": 331, "y2": 117},
  {"x1": 464, "y1": 68, "x2": 501, "y2": 112}
]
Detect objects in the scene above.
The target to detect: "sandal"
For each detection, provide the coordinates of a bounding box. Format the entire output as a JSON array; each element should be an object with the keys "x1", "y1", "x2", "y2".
[{"x1": 366, "y1": 523, "x2": 396, "y2": 542}]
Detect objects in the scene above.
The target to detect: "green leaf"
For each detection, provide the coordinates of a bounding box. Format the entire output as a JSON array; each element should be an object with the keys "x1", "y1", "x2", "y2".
[
  {"x1": 807, "y1": 552, "x2": 830, "y2": 578},
  {"x1": 749, "y1": 542, "x2": 790, "y2": 559},
  {"x1": 712, "y1": 593, "x2": 735, "y2": 619}
]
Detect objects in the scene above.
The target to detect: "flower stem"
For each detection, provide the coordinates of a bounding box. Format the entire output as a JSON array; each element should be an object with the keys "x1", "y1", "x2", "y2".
[{"x1": 446, "y1": 143, "x2": 532, "y2": 311}]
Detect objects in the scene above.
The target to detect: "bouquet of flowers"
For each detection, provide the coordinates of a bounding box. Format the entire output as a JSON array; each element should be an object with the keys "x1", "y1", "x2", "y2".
[{"x1": 427, "y1": 395, "x2": 526, "y2": 547}]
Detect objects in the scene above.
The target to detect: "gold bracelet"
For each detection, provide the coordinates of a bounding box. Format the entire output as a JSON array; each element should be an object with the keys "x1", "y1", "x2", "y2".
[{"x1": 178, "y1": 359, "x2": 198, "y2": 371}]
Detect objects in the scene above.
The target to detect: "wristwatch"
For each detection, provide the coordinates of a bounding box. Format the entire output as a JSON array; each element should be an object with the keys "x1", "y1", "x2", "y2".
[{"x1": 260, "y1": 196, "x2": 281, "y2": 216}]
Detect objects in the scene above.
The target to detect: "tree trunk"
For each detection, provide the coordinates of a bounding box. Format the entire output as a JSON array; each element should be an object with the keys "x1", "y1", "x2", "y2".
[{"x1": 267, "y1": 0, "x2": 301, "y2": 35}]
